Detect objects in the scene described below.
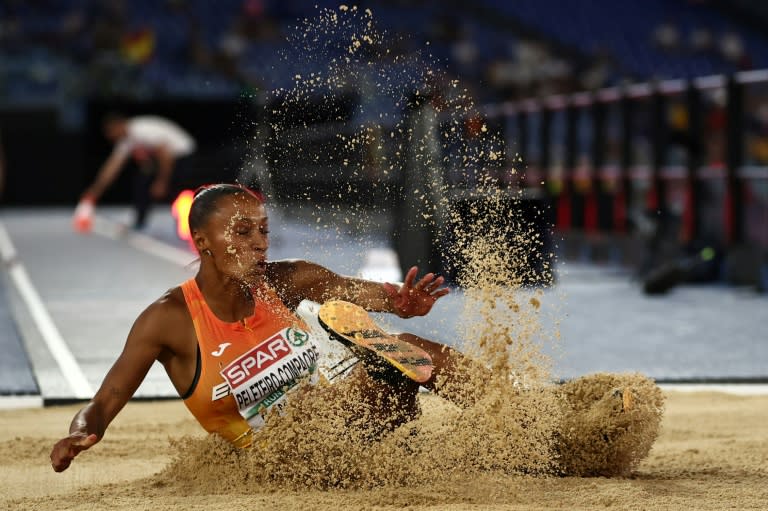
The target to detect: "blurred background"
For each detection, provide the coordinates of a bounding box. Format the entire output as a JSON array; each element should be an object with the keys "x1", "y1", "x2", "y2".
[
  {"x1": 1, "y1": 0, "x2": 766, "y2": 290},
  {"x1": 1, "y1": 0, "x2": 767, "y2": 402}
]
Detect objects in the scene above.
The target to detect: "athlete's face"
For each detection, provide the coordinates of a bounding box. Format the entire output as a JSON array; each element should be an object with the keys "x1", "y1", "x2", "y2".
[{"x1": 199, "y1": 193, "x2": 269, "y2": 283}]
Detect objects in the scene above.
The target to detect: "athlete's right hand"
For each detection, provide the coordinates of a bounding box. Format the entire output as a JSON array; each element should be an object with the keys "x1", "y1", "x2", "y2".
[{"x1": 50, "y1": 433, "x2": 100, "y2": 472}]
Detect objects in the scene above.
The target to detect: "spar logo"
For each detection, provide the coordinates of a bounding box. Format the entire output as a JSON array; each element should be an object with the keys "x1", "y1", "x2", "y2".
[{"x1": 221, "y1": 331, "x2": 292, "y2": 386}]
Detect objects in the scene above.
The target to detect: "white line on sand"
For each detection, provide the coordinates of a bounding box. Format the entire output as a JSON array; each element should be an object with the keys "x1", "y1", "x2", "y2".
[
  {"x1": 0, "y1": 395, "x2": 44, "y2": 410},
  {"x1": 660, "y1": 384, "x2": 768, "y2": 396},
  {"x1": 0, "y1": 222, "x2": 94, "y2": 399}
]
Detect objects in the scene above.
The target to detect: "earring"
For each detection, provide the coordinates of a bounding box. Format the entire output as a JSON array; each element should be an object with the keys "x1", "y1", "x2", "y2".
[{"x1": 203, "y1": 249, "x2": 212, "y2": 256}]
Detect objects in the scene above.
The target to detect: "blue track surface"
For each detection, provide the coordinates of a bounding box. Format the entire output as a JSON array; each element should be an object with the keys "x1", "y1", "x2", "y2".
[{"x1": 0, "y1": 206, "x2": 766, "y2": 400}]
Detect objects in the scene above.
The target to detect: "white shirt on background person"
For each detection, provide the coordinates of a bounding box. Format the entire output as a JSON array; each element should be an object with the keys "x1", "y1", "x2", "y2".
[{"x1": 114, "y1": 116, "x2": 196, "y2": 158}]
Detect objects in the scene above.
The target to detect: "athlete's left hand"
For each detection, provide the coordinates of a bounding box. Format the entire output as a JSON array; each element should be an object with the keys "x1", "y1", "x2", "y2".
[{"x1": 383, "y1": 266, "x2": 449, "y2": 318}]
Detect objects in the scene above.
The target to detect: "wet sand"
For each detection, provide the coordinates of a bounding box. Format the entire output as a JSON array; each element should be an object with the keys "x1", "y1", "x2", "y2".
[{"x1": 2, "y1": 390, "x2": 766, "y2": 511}]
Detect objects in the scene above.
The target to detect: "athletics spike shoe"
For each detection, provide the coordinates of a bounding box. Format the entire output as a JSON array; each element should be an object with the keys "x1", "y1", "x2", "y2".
[{"x1": 318, "y1": 300, "x2": 433, "y2": 383}]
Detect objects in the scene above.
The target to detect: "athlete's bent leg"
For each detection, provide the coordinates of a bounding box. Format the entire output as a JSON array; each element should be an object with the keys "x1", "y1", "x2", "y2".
[{"x1": 396, "y1": 333, "x2": 490, "y2": 409}]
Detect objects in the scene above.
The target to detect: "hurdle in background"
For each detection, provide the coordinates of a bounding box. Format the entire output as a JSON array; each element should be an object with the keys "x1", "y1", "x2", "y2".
[{"x1": 396, "y1": 71, "x2": 768, "y2": 290}]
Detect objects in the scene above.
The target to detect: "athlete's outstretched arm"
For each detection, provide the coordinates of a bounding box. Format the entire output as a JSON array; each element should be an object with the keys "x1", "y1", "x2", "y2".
[
  {"x1": 50, "y1": 302, "x2": 168, "y2": 472},
  {"x1": 267, "y1": 260, "x2": 449, "y2": 317}
]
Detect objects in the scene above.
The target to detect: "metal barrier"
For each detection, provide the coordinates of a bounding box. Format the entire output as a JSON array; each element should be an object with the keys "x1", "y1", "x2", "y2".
[
  {"x1": 484, "y1": 74, "x2": 763, "y2": 274},
  {"x1": 470, "y1": 72, "x2": 768, "y2": 256},
  {"x1": 393, "y1": 72, "x2": 768, "y2": 288}
]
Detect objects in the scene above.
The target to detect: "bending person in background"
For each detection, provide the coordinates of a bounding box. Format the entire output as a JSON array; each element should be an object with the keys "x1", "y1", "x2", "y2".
[{"x1": 75, "y1": 114, "x2": 196, "y2": 231}]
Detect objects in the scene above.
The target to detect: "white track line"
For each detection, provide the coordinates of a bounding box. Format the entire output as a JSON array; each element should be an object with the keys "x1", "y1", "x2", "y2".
[
  {"x1": 91, "y1": 216, "x2": 196, "y2": 267},
  {"x1": 0, "y1": 221, "x2": 93, "y2": 399}
]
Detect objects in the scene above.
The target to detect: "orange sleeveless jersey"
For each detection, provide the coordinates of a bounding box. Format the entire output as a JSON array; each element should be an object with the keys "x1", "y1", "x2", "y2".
[{"x1": 180, "y1": 278, "x2": 317, "y2": 448}]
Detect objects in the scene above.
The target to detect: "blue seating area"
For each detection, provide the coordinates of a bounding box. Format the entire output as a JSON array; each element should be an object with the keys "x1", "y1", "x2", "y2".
[
  {"x1": 482, "y1": 0, "x2": 768, "y2": 80},
  {"x1": 3, "y1": 0, "x2": 768, "y2": 113}
]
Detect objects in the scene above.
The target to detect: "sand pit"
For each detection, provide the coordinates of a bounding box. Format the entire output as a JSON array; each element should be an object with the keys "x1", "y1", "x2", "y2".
[{"x1": 2, "y1": 389, "x2": 766, "y2": 511}]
